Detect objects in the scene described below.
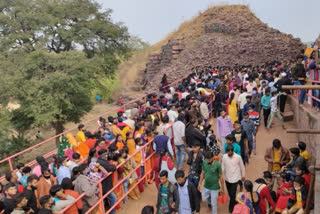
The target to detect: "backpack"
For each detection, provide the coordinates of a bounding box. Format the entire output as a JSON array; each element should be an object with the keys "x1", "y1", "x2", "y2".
[{"x1": 232, "y1": 193, "x2": 251, "y2": 214}]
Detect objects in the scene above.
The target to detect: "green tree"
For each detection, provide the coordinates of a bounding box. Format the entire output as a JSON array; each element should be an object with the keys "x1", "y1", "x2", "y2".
[{"x1": 0, "y1": 0, "x2": 131, "y2": 148}]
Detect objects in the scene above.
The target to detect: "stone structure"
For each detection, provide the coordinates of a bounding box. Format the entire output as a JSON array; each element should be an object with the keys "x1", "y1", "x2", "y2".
[
  {"x1": 142, "y1": 6, "x2": 304, "y2": 91},
  {"x1": 287, "y1": 96, "x2": 320, "y2": 213}
]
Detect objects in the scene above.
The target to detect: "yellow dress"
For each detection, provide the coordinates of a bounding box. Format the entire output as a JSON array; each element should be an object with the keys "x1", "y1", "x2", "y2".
[{"x1": 228, "y1": 99, "x2": 238, "y2": 124}]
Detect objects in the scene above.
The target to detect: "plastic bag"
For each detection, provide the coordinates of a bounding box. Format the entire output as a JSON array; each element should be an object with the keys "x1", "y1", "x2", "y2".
[{"x1": 218, "y1": 192, "x2": 228, "y2": 205}]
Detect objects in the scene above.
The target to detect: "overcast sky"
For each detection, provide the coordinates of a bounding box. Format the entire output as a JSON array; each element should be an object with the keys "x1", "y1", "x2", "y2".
[{"x1": 96, "y1": 0, "x2": 320, "y2": 44}]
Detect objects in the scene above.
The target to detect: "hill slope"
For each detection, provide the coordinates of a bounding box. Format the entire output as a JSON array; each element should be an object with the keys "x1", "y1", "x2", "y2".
[{"x1": 117, "y1": 5, "x2": 303, "y2": 94}]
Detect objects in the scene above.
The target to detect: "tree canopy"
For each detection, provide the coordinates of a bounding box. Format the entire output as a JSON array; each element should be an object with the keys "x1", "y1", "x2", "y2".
[{"x1": 0, "y1": 0, "x2": 132, "y2": 150}]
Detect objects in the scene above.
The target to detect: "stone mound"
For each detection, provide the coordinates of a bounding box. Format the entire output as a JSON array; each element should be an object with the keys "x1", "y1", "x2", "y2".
[{"x1": 142, "y1": 5, "x2": 304, "y2": 91}]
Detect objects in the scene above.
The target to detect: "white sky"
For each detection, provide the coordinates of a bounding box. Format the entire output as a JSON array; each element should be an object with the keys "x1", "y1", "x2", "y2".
[{"x1": 96, "y1": 0, "x2": 320, "y2": 44}]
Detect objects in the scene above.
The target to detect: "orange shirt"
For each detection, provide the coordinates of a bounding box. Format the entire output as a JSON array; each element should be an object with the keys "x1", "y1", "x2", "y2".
[
  {"x1": 84, "y1": 138, "x2": 96, "y2": 149},
  {"x1": 37, "y1": 175, "x2": 57, "y2": 199},
  {"x1": 64, "y1": 189, "x2": 83, "y2": 214}
]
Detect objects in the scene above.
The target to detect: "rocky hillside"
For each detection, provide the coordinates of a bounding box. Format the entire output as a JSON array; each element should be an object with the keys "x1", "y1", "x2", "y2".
[{"x1": 118, "y1": 5, "x2": 304, "y2": 96}]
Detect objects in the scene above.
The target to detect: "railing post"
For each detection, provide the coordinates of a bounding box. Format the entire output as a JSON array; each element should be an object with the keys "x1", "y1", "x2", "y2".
[
  {"x1": 8, "y1": 158, "x2": 13, "y2": 171},
  {"x1": 98, "y1": 182, "x2": 105, "y2": 213}
]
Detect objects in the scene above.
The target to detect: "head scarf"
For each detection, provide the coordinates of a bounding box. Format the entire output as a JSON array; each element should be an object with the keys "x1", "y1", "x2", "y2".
[{"x1": 58, "y1": 136, "x2": 71, "y2": 156}]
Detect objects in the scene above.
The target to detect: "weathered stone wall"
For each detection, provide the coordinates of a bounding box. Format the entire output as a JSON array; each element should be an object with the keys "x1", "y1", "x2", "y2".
[
  {"x1": 288, "y1": 96, "x2": 320, "y2": 212},
  {"x1": 145, "y1": 39, "x2": 184, "y2": 84}
]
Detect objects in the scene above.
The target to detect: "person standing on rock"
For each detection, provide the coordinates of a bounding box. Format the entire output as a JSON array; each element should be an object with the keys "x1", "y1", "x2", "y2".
[
  {"x1": 161, "y1": 74, "x2": 169, "y2": 93},
  {"x1": 216, "y1": 109, "x2": 233, "y2": 154}
]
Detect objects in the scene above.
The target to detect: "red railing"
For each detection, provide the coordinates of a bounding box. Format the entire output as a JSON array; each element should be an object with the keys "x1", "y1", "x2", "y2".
[
  {"x1": 294, "y1": 69, "x2": 320, "y2": 109},
  {"x1": 60, "y1": 96, "x2": 214, "y2": 214},
  {"x1": 0, "y1": 75, "x2": 189, "y2": 180}
]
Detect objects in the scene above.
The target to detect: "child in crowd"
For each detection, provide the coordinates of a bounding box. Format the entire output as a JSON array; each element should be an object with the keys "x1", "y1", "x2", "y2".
[
  {"x1": 15, "y1": 163, "x2": 24, "y2": 181},
  {"x1": 19, "y1": 167, "x2": 32, "y2": 187},
  {"x1": 275, "y1": 172, "x2": 292, "y2": 213},
  {"x1": 297, "y1": 141, "x2": 310, "y2": 164}
]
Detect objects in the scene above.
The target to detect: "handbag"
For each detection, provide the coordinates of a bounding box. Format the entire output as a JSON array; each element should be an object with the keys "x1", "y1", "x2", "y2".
[
  {"x1": 218, "y1": 192, "x2": 228, "y2": 205},
  {"x1": 232, "y1": 193, "x2": 250, "y2": 214},
  {"x1": 160, "y1": 158, "x2": 177, "y2": 183}
]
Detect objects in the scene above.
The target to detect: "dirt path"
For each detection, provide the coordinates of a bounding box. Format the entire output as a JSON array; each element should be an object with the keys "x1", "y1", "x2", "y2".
[{"x1": 117, "y1": 118, "x2": 297, "y2": 214}]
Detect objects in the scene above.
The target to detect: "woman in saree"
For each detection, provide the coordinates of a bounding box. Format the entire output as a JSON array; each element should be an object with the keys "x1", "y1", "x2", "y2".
[{"x1": 228, "y1": 92, "x2": 238, "y2": 124}]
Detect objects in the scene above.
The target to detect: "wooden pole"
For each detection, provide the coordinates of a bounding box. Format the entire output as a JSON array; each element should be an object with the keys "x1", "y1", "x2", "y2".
[
  {"x1": 282, "y1": 85, "x2": 320, "y2": 90},
  {"x1": 286, "y1": 129, "x2": 320, "y2": 134},
  {"x1": 305, "y1": 169, "x2": 315, "y2": 214}
]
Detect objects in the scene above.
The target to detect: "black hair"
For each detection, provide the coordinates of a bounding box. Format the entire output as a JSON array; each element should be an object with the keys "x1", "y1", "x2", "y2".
[
  {"x1": 280, "y1": 172, "x2": 291, "y2": 182},
  {"x1": 255, "y1": 178, "x2": 266, "y2": 184},
  {"x1": 297, "y1": 141, "x2": 306, "y2": 151},
  {"x1": 294, "y1": 176, "x2": 305, "y2": 185},
  {"x1": 249, "y1": 104, "x2": 255, "y2": 109},
  {"x1": 85, "y1": 131, "x2": 93, "y2": 138},
  {"x1": 159, "y1": 170, "x2": 168, "y2": 178},
  {"x1": 161, "y1": 115, "x2": 169, "y2": 123},
  {"x1": 229, "y1": 92, "x2": 235, "y2": 103},
  {"x1": 16, "y1": 163, "x2": 24, "y2": 170},
  {"x1": 263, "y1": 171, "x2": 272, "y2": 179},
  {"x1": 271, "y1": 91, "x2": 277, "y2": 96},
  {"x1": 13, "y1": 193, "x2": 25, "y2": 206},
  {"x1": 226, "y1": 144, "x2": 234, "y2": 152},
  {"x1": 204, "y1": 151, "x2": 213, "y2": 159},
  {"x1": 27, "y1": 174, "x2": 39, "y2": 184},
  {"x1": 61, "y1": 177, "x2": 73, "y2": 190},
  {"x1": 41, "y1": 166, "x2": 51, "y2": 175},
  {"x1": 242, "y1": 88, "x2": 247, "y2": 92},
  {"x1": 175, "y1": 170, "x2": 185, "y2": 179},
  {"x1": 234, "y1": 120, "x2": 241, "y2": 125},
  {"x1": 225, "y1": 134, "x2": 234, "y2": 142},
  {"x1": 141, "y1": 205, "x2": 154, "y2": 214},
  {"x1": 49, "y1": 185, "x2": 62, "y2": 197},
  {"x1": 289, "y1": 147, "x2": 300, "y2": 156},
  {"x1": 78, "y1": 163, "x2": 88, "y2": 174},
  {"x1": 273, "y1": 139, "x2": 281, "y2": 149},
  {"x1": 72, "y1": 153, "x2": 81, "y2": 160},
  {"x1": 245, "y1": 95, "x2": 252, "y2": 100},
  {"x1": 158, "y1": 148, "x2": 166, "y2": 172},
  {"x1": 88, "y1": 148, "x2": 97, "y2": 164},
  {"x1": 296, "y1": 163, "x2": 310, "y2": 174},
  {"x1": 5, "y1": 182, "x2": 16, "y2": 191},
  {"x1": 39, "y1": 195, "x2": 51, "y2": 207},
  {"x1": 36, "y1": 156, "x2": 47, "y2": 165},
  {"x1": 244, "y1": 180, "x2": 254, "y2": 204},
  {"x1": 243, "y1": 112, "x2": 249, "y2": 117},
  {"x1": 134, "y1": 137, "x2": 142, "y2": 145},
  {"x1": 78, "y1": 124, "x2": 84, "y2": 130},
  {"x1": 5, "y1": 171, "x2": 13, "y2": 182},
  {"x1": 22, "y1": 166, "x2": 32, "y2": 174},
  {"x1": 98, "y1": 149, "x2": 107, "y2": 156}
]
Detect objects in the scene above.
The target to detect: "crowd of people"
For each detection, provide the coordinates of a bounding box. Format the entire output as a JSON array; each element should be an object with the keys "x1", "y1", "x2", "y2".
[{"x1": 0, "y1": 45, "x2": 318, "y2": 214}]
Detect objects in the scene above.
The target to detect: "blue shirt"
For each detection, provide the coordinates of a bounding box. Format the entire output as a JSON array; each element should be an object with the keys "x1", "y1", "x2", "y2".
[
  {"x1": 178, "y1": 180, "x2": 192, "y2": 214},
  {"x1": 261, "y1": 94, "x2": 272, "y2": 110},
  {"x1": 57, "y1": 166, "x2": 71, "y2": 184}
]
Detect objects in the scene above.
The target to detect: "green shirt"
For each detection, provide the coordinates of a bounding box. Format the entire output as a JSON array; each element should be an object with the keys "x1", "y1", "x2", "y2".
[
  {"x1": 224, "y1": 142, "x2": 241, "y2": 156},
  {"x1": 202, "y1": 160, "x2": 222, "y2": 190}
]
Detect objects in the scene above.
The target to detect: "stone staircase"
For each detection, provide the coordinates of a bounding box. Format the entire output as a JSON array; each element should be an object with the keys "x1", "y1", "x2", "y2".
[{"x1": 281, "y1": 103, "x2": 294, "y2": 121}]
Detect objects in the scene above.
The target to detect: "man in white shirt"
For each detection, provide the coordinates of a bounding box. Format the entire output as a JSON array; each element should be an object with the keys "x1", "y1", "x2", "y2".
[
  {"x1": 222, "y1": 144, "x2": 245, "y2": 213},
  {"x1": 167, "y1": 104, "x2": 178, "y2": 123},
  {"x1": 237, "y1": 88, "x2": 249, "y2": 121},
  {"x1": 123, "y1": 110, "x2": 135, "y2": 130},
  {"x1": 173, "y1": 113, "x2": 187, "y2": 169},
  {"x1": 181, "y1": 89, "x2": 190, "y2": 99}
]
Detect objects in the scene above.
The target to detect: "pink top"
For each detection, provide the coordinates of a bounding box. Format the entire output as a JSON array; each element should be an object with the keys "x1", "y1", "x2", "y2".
[{"x1": 32, "y1": 164, "x2": 53, "y2": 177}]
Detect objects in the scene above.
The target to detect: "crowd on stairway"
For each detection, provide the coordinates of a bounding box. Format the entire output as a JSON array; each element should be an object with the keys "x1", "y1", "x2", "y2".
[{"x1": 0, "y1": 46, "x2": 319, "y2": 214}]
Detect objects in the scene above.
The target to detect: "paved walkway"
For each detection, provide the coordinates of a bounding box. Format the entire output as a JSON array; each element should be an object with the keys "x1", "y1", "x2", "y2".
[{"x1": 117, "y1": 117, "x2": 298, "y2": 214}]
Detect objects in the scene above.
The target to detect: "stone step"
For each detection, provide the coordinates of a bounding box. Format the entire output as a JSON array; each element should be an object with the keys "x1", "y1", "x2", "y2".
[
  {"x1": 284, "y1": 104, "x2": 291, "y2": 112},
  {"x1": 281, "y1": 111, "x2": 294, "y2": 122}
]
